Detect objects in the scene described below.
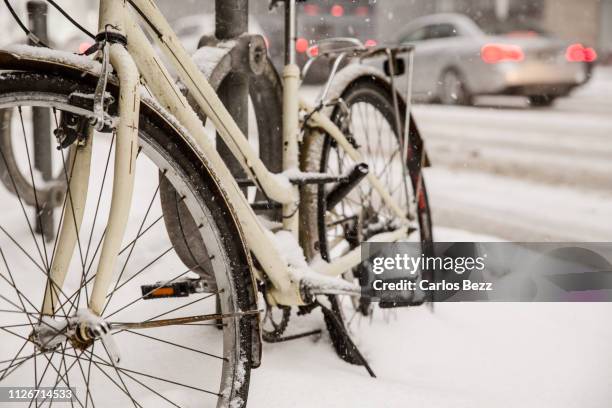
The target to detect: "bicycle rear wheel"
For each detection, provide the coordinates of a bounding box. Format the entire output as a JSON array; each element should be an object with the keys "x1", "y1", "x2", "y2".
[
  {"x1": 0, "y1": 72, "x2": 254, "y2": 407},
  {"x1": 301, "y1": 74, "x2": 433, "y2": 364}
]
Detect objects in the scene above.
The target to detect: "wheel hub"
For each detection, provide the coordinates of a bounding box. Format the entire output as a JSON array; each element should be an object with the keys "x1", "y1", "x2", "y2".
[{"x1": 30, "y1": 309, "x2": 120, "y2": 362}]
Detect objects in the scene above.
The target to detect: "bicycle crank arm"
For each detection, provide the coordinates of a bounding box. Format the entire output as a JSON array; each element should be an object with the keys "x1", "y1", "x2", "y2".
[{"x1": 108, "y1": 310, "x2": 260, "y2": 331}]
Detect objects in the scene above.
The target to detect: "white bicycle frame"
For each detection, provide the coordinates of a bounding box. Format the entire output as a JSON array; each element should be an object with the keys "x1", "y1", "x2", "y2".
[{"x1": 42, "y1": 0, "x2": 412, "y2": 316}]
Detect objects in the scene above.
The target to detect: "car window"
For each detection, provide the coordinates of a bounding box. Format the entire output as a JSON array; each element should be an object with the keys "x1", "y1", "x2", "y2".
[
  {"x1": 400, "y1": 27, "x2": 427, "y2": 43},
  {"x1": 477, "y1": 20, "x2": 548, "y2": 37},
  {"x1": 425, "y1": 24, "x2": 458, "y2": 40}
]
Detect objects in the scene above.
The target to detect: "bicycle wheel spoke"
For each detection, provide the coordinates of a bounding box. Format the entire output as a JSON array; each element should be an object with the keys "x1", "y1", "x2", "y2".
[
  {"x1": 100, "y1": 342, "x2": 140, "y2": 408},
  {"x1": 59, "y1": 146, "x2": 87, "y2": 277},
  {"x1": 0, "y1": 143, "x2": 47, "y2": 272},
  {"x1": 118, "y1": 215, "x2": 163, "y2": 256},
  {"x1": 141, "y1": 291, "x2": 218, "y2": 324},
  {"x1": 83, "y1": 350, "x2": 176, "y2": 408},
  {"x1": 0, "y1": 338, "x2": 30, "y2": 380},
  {"x1": 122, "y1": 330, "x2": 226, "y2": 361},
  {"x1": 72, "y1": 135, "x2": 115, "y2": 313},
  {"x1": 103, "y1": 246, "x2": 173, "y2": 303},
  {"x1": 87, "y1": 349, "x2": 221, "y2": 398},
  {"x1": 86, "y1": 358, "x2": 145, "y2": 407},
  {"x1": 57, "y1": 343, "x2": 76, "y2": 408},
  {"x1": 48, "y1": 146, "x2": 79, "y2": 271},
  {"x1": 32, "y1": 345, "x2": 37, "y2": 408},
  {"x1": 39, "y1": 351, "x2": 86, "y2": 408},
  {"x1": 83, "y1": 135, "x2": 115, "y2": 267},
  {"x1": 0, "y1": 225, "x2": 46, "y2": 274},
  {"x1": 0, "y1": 248, "x2": 39, "y2": 329},
  {"x1": 29, "y1": 353, "x2": 54, "y2": 408},
  {"x1": 17, "y1": 107, "x2": 50, "y2": 271},
  {"x1": 102, "y1": 182, "x2": 162, "y2": 315}
]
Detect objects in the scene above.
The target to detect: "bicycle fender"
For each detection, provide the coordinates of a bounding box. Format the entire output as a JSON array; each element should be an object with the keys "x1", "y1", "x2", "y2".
[{"x1": 317, "y1": 64, "x2": 431, "y2": 169}]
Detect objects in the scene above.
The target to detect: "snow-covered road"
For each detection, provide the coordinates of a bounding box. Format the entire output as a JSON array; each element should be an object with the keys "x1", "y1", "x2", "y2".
[{"x1": 413, "y1": 67, "x2": 612, "y2": 241}]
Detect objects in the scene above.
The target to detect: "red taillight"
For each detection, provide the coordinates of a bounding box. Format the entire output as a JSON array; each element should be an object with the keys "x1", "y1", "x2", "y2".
[
  {"x1": 330, "y1": 4, "x2": 344, "y2": 17},
  {"x1": 583, "y1": 47, "x2": 598, "y2": 62},
  {"x1": 355, "y1": 6, "x2": 369, "y2": 17},
  {"x1": 364, "y1": 39, "x2": 377, "y2": 48},
  {"x1": 481, "y1": 44, "x2": 524, "y2": 64},
  {"x1": 304, "y1": 4, "x2": 319, "y2": 16},
  {"x1": 296, "y1": 37, "x2": 309, "y2": 54},
  {"x1": 566, "y1": 43, "x2": 597, "y2": 62},
  {"x1": 566, "y1": 44, "x2": 584, "y2": 62}
]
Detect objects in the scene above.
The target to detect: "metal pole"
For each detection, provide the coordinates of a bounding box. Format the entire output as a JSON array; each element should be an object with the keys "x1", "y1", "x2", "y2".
[
  {"x1": 215, "y1": 0, "x2": 249, "y2": 190},
  {"x1": 284, "y1": 0, "x2": 297, "y2": 65},
  {"x1": 27, "y1": 0, "x2": 54, "y2": 242}
]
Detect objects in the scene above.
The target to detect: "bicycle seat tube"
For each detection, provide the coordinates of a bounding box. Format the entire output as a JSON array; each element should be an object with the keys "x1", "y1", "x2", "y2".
[{"x1": 282, "y1": 0, "x2": 300, "y2": 235}]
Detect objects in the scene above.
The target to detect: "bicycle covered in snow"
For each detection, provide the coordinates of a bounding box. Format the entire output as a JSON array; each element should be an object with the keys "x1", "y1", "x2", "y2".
[{"x1": 0, "y1": 0, "x2": 431, "y2": 405}]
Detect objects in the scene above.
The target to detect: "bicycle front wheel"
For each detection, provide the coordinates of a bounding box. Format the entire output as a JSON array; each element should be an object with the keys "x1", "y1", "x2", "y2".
[{"x1": 0, "y1": 72, "x2": 254, "y2": 407}]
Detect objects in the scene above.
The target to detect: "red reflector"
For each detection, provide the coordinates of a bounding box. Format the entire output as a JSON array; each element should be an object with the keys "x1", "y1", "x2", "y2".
[
  {"x1": 355, "y1": 6, "x2": 369, "y2": 17},
  {"x1": 481, "y1": 44, "x2": 524, "y2": 64},
  {"x1": 364, "y1": 39, "x2": 378, "y2": 48},
  {"x1": 151, "y1": 287, "x2": 175, "y2": 297},
  {"x1": 307, "y1": 45, "x2": 319, "y2": 58},
  {"x1": 296, "y1": 38, "x2": 309, "y2": 53},
  {"x1": 304, "y1": 4, "x2": 319, "y2": 16},
  {"x1": 331, "y1": 4, "x2": 344, "y2": 17},
  {"x1": 78, "y1": 42, "x2": 93, "y2": 54}
]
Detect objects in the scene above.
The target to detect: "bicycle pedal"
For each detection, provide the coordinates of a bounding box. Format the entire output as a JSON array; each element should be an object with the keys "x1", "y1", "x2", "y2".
[
  {"x1": 326, "y1": 163, "x2": 369, "y2": 209},
  {"x1": 141, "y1": 278, "x2": 210, "y2": 300}
]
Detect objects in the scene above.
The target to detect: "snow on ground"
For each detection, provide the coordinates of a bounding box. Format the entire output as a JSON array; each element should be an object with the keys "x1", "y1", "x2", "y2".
[
  {"x1": 249, "y1": 230, "x2": 612, "y2": 408},
  {"x1": 251, "y1": 303, "x2": 612, "y2": 407}
]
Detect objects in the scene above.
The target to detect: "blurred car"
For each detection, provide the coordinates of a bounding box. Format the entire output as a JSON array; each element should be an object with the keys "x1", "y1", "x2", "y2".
[
  {"x1": 380, "y1": 13, "x2": 596, "y2": 107},
  {"x1": 173, "y1": 14, "x2": 267, "y2": 53}
]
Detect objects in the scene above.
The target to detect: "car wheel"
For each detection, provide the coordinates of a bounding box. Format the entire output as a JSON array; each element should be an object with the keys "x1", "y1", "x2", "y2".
[
  {"x1": 528, "y1": 95, "x2": 556, "y2": 107},
  {"x1": 439, "y1": 69, "x2": 472, "y2": 106}
]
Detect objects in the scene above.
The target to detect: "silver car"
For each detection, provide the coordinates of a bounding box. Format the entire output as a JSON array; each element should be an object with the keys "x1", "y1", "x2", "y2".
[{"x1": 386, "y1": 13, "x2": 594, "y2": 107}]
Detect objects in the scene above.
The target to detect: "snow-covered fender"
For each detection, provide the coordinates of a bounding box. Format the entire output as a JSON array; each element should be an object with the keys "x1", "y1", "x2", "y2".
[{"x1": 0, "y1": 45, "x2": 263, "y2": 368}]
